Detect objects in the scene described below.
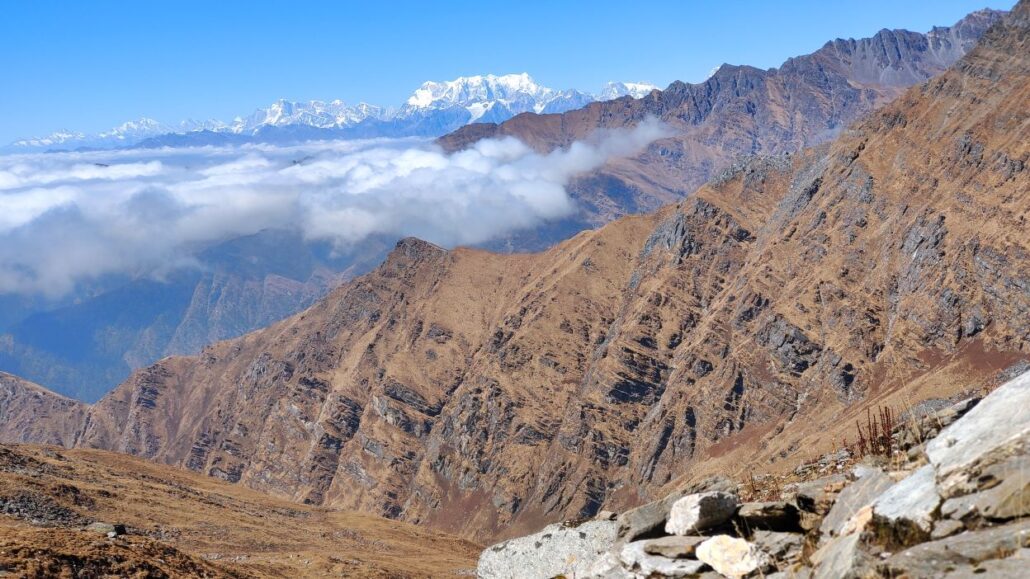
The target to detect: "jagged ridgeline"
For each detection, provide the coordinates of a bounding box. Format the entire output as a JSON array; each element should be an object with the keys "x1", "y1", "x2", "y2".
[{"x1": 3, "y1": 0, "x2": 1028, "y2": 559}]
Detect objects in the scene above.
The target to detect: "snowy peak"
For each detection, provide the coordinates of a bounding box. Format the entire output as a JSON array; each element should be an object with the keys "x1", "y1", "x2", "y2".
[
  {"x1": 230, "y1": 99, "x2": 388, "y2": 134},
  {"x1": 7, "y1": 72, "x2": 659, "y2": 151},
  {"x1": 405, "y1": 73, "x2": 549, "y2": 109},
  {"x1": 598, "y1": 81, "x2": 659, "y2": 101}
]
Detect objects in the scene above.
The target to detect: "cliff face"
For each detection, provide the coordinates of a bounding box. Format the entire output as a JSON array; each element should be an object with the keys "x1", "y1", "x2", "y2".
[
  {"x1": 440, "y1": 10, "x2": 1005, "y2": 234},
  {"x1": 65, "y1": 4, "x2": 1030, "y2": 544}
]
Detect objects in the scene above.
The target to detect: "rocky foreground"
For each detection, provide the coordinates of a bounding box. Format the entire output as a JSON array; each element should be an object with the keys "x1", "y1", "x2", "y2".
[{"x1": 478, "y1": 370, "x2": 1030, "y2": 578}]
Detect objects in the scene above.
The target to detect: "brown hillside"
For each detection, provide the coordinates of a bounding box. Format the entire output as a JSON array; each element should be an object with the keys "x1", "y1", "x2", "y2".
[{"x1": 0, "y1": 444, "x2": 478, "y2": 577}]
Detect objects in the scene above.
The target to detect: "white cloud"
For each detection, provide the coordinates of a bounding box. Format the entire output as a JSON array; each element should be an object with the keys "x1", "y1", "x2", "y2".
[{"x1": 0, "y1": 119, "x2": 669, "y2": 296}]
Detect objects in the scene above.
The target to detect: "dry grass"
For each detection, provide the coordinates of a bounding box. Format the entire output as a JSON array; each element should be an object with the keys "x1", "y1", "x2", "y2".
[{"x1": 0, "y1": 444, "x2": 479, "y2": 578}]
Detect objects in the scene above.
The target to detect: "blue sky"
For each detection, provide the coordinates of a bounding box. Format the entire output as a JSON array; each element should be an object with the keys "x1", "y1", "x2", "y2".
[{"x1": 0, "y1": 0, "x2": 1012, "y2": 143}]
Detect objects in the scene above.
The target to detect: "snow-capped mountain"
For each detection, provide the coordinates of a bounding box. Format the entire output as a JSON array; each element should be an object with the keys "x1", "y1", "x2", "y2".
[
  {"x1": 228, "y1": 99, "x2": 388, "y2": 134},
  {"x1": 11, "y1": 118, "x2": 226, "y2": 151},
  {"x1": 6, "y1": 74, "x2": 659, "y2": 151},
  {"x1": 598, "y1": 81, "x2": 659, "y2": 101}
]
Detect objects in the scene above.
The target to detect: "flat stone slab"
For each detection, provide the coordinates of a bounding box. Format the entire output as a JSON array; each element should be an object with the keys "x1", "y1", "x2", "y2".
[
  {"x1": 871, "y1": 464, "x2": 940, "y2": 541},
  {"x1": 477, "y1": 520, "x2": 618, "y2": 579},
  {"x1": 926, "y1": 370, "x2": 1030, "y2": 499},
  {"x1": 641, "y1": 534, "x2": 707, "y2": 558},
  {"x1": 820, "y1": 466, "x2": 893, "y2": 538},
  {"x1": 620, "y1": 540, "x2": 709, "y2": 577},
  {"x1": 884, "y1": 520, "x2": 1030, "y2": 577}
]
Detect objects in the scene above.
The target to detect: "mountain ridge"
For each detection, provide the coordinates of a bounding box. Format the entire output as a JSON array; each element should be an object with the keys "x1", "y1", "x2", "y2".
[{"x1": 6, "y1": 74, "x2": 658, "y2": 152}]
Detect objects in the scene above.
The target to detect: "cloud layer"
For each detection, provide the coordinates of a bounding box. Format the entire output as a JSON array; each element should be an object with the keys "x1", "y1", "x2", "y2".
[{"x1": 0, "y1": 119, "x2": 668, "y2": 296}]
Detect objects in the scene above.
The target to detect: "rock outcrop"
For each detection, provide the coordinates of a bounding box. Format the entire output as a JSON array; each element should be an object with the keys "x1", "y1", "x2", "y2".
[{"x1": 476, "y1": 369, "x2": 1030, "y2": 577}]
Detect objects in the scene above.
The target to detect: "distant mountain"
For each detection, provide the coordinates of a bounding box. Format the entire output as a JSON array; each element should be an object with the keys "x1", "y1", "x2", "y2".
[
  {"x1": 0, "y1": 230, "x2": 393, "y2": 402},
  {"x1": 441, "y1": 8, "x2": 1007, "y2": 240},
  {"x1": 12, "y1": 118, "x2": 226, "y2": 150},
  {"x1": 5, "y1": 74, "x2": 658, "y2": 152}
]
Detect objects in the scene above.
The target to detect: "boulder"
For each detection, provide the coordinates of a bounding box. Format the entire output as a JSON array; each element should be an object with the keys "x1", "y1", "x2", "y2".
[
  {"x1": 84, "y1": 522, "x2": 125, "y2": 536},
  {"x1": 883, "y1": 519, "x2": 1030, "y2": 577},
  {"x1": 793, "y1": 473, "x2": 848, "y2": 515},
  {"x1": 620, "y1": 540, "x2": 709, "y2": 577},
  {"x1": 641, "y1": 535, "x2": 707, "y2": 558},
  {"x1": 737, "y1": 501, "x2": 800, "y2": 532},
  {"x1": 870, "y1": 464, "x2": 940, "y2": 545},
  {"x1": 476, "y1": 520, "x2": 618, "y2": 579},
  {"x1": 750, "y1": 530, "x2": 804, "y2": 564},
  {"x1": 616, "y1": 475, "x2": 734, "y2": 542},
  {"x1": 810, "y1": 533, "x2": 876, "y2": 579},
  {"x1": 925, "y1": 371, "x2": 1030, "y2": 499},
  {"x1": 696, "y1": 535, "x2": 769, "y2": 579},
  {"x1": 820, "y1": 466, "x2": 893, "y2": 538},
  {"x1": 665, "y1": 492, "x2": 740, "y2": 535}
]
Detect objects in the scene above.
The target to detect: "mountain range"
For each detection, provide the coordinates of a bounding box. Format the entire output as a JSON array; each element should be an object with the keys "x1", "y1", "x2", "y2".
[
  {"x1": 0, "y1": 9, "x2": 1005, "y2": 406},
  {"x1": 2, "y1": 3, "x2": 1025, "y2": 556},
  {"x1": 6, "y1": 75, "x2": 658, "y2": 152}
]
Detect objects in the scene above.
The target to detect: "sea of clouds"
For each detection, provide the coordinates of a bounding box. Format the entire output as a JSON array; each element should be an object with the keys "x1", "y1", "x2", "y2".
[{"x1": 0, "y1": 119, "x2": 668, "y2": 296}]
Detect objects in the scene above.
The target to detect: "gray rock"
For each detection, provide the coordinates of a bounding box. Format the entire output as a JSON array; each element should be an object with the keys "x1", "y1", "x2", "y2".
[
  {"x1": 883, "y1": 520, "x2": 1030, "y2": 577},
  {"x1": 737, "y1": 501, "x2": 800, "y2": 532},
  {"x1": 870, "y1": 464, "x2": 940, "y2": 545},
  {"x1": 696, "y1": 535, "x2": 769, "y2": 578},
  {"x1": 641, "y1": 535, "x2": 707, "y2": 558},
  {"x1": 793, "y1": 473, "x2": 848, "y2": 515},
  {"x1": 596, "y1": 510, "x2": 618, "y2": 521},
  {"x1": 665, "y1": 492, "x2": 740, "y2": 535},
  {"x1": 926, "y1": 370, "x2": 1030, "y2": 499},
  {"x1": 941, "y1": 453, "x2": 1030, "y2": 523},
  {"x1": 84, "y1": 522, "x2": 125, "y2": 536},
  {"x1": 477, "y1": 520, "x2": 618, "y2": 579},
  {"x1": 944, "y1": 548, "x2": 1030, "y2": 578},
  {"x1": 620, "y1": 540, "x2": 709, "y2": 577},
  {"x1": 820, "y1": 466, "x2": 893, "y2": 538},
  {"x1": 930, "y1": 518, "x2": 964, "y2": 539},
  {"x1": 751, "y1": 530, "x2": 804, "y2": 564},
  {"x1": 810, "y1": 533, "x2": 875, "y2": 579},
  {"x1": 616, "y1": 475, "x2": 734, "y2": 542}
]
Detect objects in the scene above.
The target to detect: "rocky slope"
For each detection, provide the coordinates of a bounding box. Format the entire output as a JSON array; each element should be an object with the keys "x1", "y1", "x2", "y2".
[
  {"x1": 0, "y1": 444, "x2": 478, "y2": 577},
  {"x1": 0, "y1": 372, "x2": 85, "y2": 446},
  {"x1": 478, "y1": 370, "x2": 1030, "y2": 578},
  {"x1": 440, "y1": 9, "x2": 1005, "y2": 233}
]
